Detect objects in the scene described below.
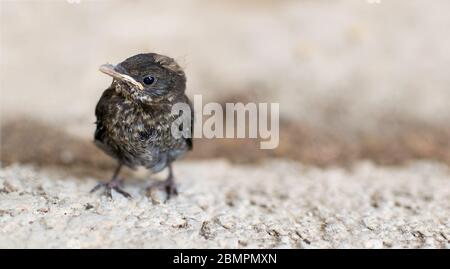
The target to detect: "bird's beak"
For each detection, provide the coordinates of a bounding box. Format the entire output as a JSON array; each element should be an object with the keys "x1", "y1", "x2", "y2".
[{"x1": 99, "y1": 64, "x2": 144, "y2": 91}]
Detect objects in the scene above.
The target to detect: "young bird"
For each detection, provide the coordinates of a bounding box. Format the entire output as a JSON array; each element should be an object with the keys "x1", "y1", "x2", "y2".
[{"x1": 91, "y1": 53, "x2": 193, "y2": 199}]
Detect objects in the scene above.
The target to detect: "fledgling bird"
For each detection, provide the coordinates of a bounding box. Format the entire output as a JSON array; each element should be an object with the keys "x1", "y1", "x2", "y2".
[{"x1": 91, "y1": 53, "x2": 193, "y2": 199}]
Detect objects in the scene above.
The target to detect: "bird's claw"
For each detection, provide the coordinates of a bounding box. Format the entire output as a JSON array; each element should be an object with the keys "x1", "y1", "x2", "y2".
[
  {"x1": 147, "y1": 179, "x2": 178, "y2": 200},
  {"x1": 90, "y1": 180, "x2": 132, "y2": 199}
]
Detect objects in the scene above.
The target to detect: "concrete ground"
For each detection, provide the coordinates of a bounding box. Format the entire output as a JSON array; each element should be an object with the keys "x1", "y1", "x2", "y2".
[{"x1": 1, "y1": 160, "x2": 449, "y2": 249}]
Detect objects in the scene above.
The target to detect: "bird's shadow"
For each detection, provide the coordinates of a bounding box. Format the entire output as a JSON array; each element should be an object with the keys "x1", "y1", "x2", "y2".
[{"x1": 0, "y1": 117, "x2": 120, "y2": 179}]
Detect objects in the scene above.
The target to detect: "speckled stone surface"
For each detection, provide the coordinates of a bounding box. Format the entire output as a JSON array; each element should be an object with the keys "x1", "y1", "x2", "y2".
[{"x1": 0, "y1": 160, "x2": 449, "y2": 248}]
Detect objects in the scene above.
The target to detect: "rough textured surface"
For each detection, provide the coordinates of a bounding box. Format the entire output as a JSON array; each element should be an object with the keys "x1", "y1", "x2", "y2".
[{"x1": 1, "y1": 160, "x2": 449, "y2": 249}]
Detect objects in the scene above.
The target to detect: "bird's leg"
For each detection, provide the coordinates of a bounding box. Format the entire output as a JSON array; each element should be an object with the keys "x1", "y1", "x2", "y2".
[
  {"x1": 90, "y1": 164, "x2": 131, "y2": 198},
  {"x1": 164, "y1": 164, "x2": 178, "y2": 198},
  {"x1": 148, "y1": 164, "x2": 178, "y2": 199}
]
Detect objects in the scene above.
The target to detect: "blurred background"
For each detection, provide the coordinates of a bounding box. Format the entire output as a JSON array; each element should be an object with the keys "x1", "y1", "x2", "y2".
[{"x1": 1, "y1": 0, "x2": 450, "y2": 177}]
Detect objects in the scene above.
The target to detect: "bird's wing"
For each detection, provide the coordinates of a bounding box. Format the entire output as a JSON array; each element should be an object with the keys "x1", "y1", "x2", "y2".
[{"x1": 94, "y1": 88, "x2": 115, "y2": 142}]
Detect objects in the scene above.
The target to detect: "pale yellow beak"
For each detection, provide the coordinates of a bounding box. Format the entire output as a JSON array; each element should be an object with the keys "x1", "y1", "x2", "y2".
[{"x1": 99, "y1": 64, "x2": 144, "y2": 91}]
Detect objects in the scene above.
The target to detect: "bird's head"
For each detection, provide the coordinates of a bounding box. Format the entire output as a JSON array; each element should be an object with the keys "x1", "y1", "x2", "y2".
[{"x1": 99, "y1": 53, "x2": 186, "y2": 104}]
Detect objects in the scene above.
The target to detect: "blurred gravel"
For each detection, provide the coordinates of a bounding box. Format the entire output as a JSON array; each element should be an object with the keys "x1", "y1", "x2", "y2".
[{"x1": 1, "y1": 160, "x2": 449, "y2": 249}]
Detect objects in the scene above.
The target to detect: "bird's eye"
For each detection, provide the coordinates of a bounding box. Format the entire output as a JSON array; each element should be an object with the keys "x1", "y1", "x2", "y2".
[{"x1": 143, "y1": 76, "x2": 156, "y2": 85}]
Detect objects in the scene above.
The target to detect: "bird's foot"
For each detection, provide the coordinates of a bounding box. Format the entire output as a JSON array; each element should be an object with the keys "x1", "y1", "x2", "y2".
[
  {"x1": 90, "y1": 179, "x2": 131, "y2": 199},
  {"x1": 147, "y1": 179, "x2": 178, "y2": 200}
]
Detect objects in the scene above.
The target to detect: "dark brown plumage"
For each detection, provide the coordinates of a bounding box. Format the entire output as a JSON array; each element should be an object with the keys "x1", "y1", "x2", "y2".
[{"x1": 91, "y1": 53, "x2": 193, "y2": 199}]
